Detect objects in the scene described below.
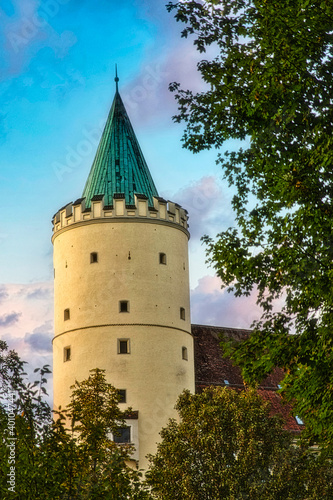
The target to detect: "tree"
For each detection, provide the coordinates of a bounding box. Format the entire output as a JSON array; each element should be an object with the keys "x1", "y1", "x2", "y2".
[
  {"x1": 167, "y1": 0, "x2": 333, "y2": 453},
  {"x1": 0, "y1": 340, "x2": 53, "y2": 499},
  {"x1": 61, "y1": 368, "x2": 148, "y2": 499},
  {"x1": 146, "y1": 387, "x2": 333, "y2": 499},
  {"x1": 0, "y1": 343, "x2": 149, "y2": 499}
]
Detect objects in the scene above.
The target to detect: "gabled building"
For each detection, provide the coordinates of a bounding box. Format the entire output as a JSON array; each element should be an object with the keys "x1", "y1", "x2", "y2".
[{"x1": 192, "y1": 324, "x2": 304, "y2": 434}]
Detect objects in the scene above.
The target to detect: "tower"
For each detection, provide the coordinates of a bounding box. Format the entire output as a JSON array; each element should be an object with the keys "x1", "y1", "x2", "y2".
[{"x1": 52, "y1": 79, "x2": 195, "y2": 469}]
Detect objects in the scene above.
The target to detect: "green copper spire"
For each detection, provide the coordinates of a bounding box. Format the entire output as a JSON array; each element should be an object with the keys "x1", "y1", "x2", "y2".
[{"x1": 82, "y1": 74, "x2": 159, "y2": 208}]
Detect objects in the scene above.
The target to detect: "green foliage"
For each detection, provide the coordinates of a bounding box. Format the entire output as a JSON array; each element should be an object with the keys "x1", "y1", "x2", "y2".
[
  {"x1": 167, "y1": 0, "x2": 333, "y2": 453},
  {"x1": 0, "y1": 343, "x2": 149, "y2": 499},
  {"x1": 60, "y1": 368, "x2": 148, "y2": 499},
  {"x1": 67, "y1": 368, "x2": 126, "y2": 451},
  {"x1": 146, "y1": 387, "x2": 333, "y2": 499},
  {"x1": 0, "y1": 340, "x2": 53, "y2": 499}
]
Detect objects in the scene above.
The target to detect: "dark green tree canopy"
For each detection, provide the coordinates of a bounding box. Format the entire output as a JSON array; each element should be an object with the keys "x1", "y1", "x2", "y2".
[
  {"x1": 147, "y1": 388, "x2": 333, "y2": 499},
  {"x1": 167, "y1": 0, "x2": 333, "y2": 453},
  {"x1": 0, "y1": 343, "x2": 148, "y2": 500}
]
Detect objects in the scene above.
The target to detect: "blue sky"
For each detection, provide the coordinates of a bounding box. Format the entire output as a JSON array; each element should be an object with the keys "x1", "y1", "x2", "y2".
[{"x1": 0, "y1": 0, "x2": 260, "y2": 381}]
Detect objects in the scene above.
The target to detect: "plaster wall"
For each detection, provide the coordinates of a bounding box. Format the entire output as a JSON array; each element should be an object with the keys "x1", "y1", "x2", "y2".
[{"x1": 53, "y1": 217, "x2": 194, "y2": 468}]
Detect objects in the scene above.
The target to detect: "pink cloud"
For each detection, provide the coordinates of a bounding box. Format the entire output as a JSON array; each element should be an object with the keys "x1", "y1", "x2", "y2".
[
  {"x1": 122, "y1": 39, "x2": 207, "y2": 126},
  {"x1": 171, "y1": 176, "x2": 234, "y2": 241},
  {"x1": 191, "y1": 275, "x2": 262, "y2": 329},
  {"x1": 0, "y1": 311, "x2": 21, "y2": 328},
  {"x1": 0, "y1": 282, "x2": 53, "y2": 373}
]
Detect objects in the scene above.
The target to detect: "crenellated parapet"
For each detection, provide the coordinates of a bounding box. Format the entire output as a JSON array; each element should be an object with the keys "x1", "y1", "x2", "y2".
[{"x1": 52, "y1": 193, "x2": 189, "y2": 239}]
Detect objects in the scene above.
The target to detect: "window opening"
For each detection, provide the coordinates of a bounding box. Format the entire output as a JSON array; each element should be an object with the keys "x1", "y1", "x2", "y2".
[
  {"x1": 64, "y1": 347, "x2": 71, "y2": 362},
  {"x1": 118, "y1": 339, "x2": 130, "y2": 354},
  {"x1": 64, "y1": 308, "x2": 70, "y2": 321},
  {"x1": 114, "y1": 426, "x2": 130, "y2": 444},
  {"x1": 180, "y1": 307, "x2": 185, "y2": 320},
  {"x1": 118, "y1": 390, "x2": 126, "y2": 403},
  {"x1": 119, "y1": 301, "x2": 129, "y2": 313},
  {"x1": 159, "y1": 253, "x2": 167, "y2": 265},
  {"x1": 182, "y1": 347, "x2": 188, "y2": 360},
  {"x1": 90, "y1": 252, "x2": 98, "y2": 263}
]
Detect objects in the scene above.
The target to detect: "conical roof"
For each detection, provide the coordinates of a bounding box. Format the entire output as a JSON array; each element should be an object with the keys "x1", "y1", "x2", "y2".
[{"x1": 82, "y1": 85, "x2": 158, "y2": 207}]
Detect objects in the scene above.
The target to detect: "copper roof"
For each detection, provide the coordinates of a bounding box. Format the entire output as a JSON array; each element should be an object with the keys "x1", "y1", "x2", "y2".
[{"x1": 82, "y1": 86, "x2": 158, "y2": 208}]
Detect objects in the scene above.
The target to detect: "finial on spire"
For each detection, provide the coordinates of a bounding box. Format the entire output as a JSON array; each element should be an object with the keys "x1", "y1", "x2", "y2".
[{"x1": 115, "y1": 64, "x2": 119, "y2": 92}]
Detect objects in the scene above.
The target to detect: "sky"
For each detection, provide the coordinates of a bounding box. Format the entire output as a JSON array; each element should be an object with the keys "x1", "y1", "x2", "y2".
[{"x1": 0, "y1": 0, "x2": 262, "y2": 387}]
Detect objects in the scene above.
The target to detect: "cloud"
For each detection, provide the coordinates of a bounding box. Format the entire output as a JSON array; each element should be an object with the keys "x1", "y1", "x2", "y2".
[
  {"x1": 24, "y1": 331, "x2": 52, "y2": 352},
  {"x1": 122, "y1": 32, "x2": 207, "y2": 126},
  {"x1": 0, "y1": 282, "x2": 53, "y2": 358},
  {"x1": 0, "y1": 283, "x2": 53, "y2": 398},
  {"x1": 0, "y1": 311, "x2": 21, "y2": 328},
  {"x1": 0, "y1": 286, "x2": 9, "y2": 303},
  {"x1": 191, "y1": 275, "x2": 262, "y2": 329},
  {"x1": 24, "y1": 320, "x2": 53, "y2": 352},
  {"x1": 1, "y1": 0, "x2": 78, "y2": 83},
  {"x1": 24, "y1": 287, "x2": 52, "y2": 300},
  {"x1": 172, "y1": 176, "x2": 234, "y2": 241}
]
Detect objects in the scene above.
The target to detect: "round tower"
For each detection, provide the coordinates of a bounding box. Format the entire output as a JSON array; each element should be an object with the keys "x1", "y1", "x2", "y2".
[{"x1": 52, "y1": 84, "x2": 195, "y2": 469}]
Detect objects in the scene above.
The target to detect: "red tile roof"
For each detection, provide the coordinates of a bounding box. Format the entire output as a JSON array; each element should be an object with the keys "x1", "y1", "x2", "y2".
[{"x1": 192, "y1": 324, "x2": 303, "y2": 433}]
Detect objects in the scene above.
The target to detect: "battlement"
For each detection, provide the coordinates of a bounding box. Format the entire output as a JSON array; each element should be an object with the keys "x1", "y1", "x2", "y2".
[{"x1": 52, "y1": 193, "x2": 189, "y2": 238}]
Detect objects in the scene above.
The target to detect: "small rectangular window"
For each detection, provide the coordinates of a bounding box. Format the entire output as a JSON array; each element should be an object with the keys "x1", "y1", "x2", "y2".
[
  {"x1": 182, "y1": 346, "x2": 188, "y2": 360},
  {"x1": 159, "y1": 253, "x2": 167, "y2": 265},
  {"x1": 119, "y1": 300, "x2": 129, "y2": 313},
  {"x1": 118, "y1": 389, "x2": 126, "y2": 403},
  {"x1": 64, "y1": 308, "x2": 70, "y2": 321},
  {"x1": 90, "y1": 252, "x2": 98, "y2": 263},
  {"x1": 113, "y1": 426, "x2": 130, "y2": 444},
  {"x1": 180, "y1": 307, "x2": 185, "y2": 320},
  {"x1": 64, "y1": 346, "x2": 71, "y2": 362},
  {"x1": 118, "y1": 339, "x2": 130, "y2": 354}
]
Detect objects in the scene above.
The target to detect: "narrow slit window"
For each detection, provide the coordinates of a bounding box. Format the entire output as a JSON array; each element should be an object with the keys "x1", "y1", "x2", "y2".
[
  {"x1": 118, "y1": 389, "x2": 126, "y2": 403},
  {"x1": 159, "y1": 253, "x2": 167, "y2": 265},
  {"x1": 64, "y1": 308, "x2": 70, "y2": 321},
  {"x1": 118, "y1": 339, "x2": 130, "y2": 354},
  {"x1": 182, "y1": 346, "x2": 188, "y2": 361},
  {"x1": 180, "y1": 307, "x2": 185, "y2": 320},
  {"x1": 64, "y1": 346, "x2": 71, "y2": 362},
  {"x1": 90, "y1": 252, "x2": 98, "y2": 263},
  {"x1": 119, "y1": 300, "x2": 129, "y2": 313}
]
